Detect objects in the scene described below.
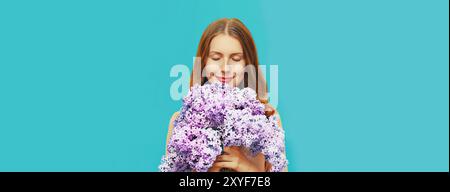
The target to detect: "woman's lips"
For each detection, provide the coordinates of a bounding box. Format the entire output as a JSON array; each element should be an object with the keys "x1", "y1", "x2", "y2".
[{"x1": 217, "y1": 76, "x2": 234, "y2": 83}]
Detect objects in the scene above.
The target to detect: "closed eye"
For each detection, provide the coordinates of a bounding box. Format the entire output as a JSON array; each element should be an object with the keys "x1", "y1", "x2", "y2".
[
  {"x1": 231, "y1": 54, "x2": 243, "y2": 62},
  {"x1": 232, "y1": 56, "x2": 242, "y2": 62},
  {"x1": 211, "y1": 56, "x2": 221, "y2": 61},
  {"x1": 209, "y1": 51, "x2": 222, "y2": 61}
]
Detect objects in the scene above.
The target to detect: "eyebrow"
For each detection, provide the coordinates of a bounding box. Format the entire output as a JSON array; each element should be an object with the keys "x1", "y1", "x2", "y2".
[
  {"x1": 209, "y1": 51, "x2": 222, "y2": 56},
  {"x1": 209, "y1": 51, "x2": 243, "y2": 56}
]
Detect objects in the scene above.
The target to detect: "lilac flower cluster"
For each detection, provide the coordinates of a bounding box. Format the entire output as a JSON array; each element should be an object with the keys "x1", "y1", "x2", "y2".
[{"x1": 159, "y1": 82, "x2": 287, "y2": 172}]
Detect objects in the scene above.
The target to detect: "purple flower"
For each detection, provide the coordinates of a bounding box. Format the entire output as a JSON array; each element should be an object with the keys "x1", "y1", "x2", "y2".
[{"x1": 159, "y1": 82, "x2": 288, "y2": 172}]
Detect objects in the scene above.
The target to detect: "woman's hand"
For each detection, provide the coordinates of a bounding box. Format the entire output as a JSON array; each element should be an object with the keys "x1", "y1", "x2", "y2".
[{"x1": 208, "y1": 146, "x2": 266, "y2": 172}]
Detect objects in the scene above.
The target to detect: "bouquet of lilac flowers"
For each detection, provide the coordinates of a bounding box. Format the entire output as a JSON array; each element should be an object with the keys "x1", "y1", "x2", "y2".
[{"x1": 159, "y1": 82, "x2": 287, "y2": 172}]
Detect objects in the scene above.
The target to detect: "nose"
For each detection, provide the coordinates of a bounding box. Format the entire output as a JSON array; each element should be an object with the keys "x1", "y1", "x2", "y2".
[{"x1": 220, "y1": 58, "x2": 231, "y2": 73}]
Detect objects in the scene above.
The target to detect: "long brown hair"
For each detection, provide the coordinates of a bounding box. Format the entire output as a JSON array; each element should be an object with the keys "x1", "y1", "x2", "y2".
[{"x1": 190, "y1": 18, "x2": 269, "y2": 104}]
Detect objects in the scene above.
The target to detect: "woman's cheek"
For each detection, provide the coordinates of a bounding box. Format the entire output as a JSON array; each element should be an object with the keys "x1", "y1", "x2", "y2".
[
  {"x1": 231, "y1": 64, "x2": 246, "y2": 85},
  {"x1": 204, "y1": 62, "x2": 221, "y2": 79}
]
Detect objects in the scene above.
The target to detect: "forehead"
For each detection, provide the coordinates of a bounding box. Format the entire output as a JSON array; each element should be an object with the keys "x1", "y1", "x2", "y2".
[{"x1": 209, "y1": 34, "x2": 243, "y2": 54}]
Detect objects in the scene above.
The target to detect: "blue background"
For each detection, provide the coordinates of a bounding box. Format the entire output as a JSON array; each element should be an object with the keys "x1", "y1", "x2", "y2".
[{"x1": 0, "y1": 0, "x2": 448, "y2": 171}]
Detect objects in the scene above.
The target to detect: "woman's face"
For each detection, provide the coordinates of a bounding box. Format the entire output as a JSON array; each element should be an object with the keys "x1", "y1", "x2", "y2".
[{"x1": 204, "y1": 34, "x2": 246, "y2": 87}]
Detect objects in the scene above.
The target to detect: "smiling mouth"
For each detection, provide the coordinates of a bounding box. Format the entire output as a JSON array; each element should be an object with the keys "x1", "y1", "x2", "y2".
[{"x1": 217, "y1": 75, "x2": 235, "y2": 83}]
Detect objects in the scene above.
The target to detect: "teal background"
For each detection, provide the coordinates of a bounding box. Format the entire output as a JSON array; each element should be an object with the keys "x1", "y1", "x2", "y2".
[{"x1": 0, "y1": 0, "x2": 448, "y2": 171}]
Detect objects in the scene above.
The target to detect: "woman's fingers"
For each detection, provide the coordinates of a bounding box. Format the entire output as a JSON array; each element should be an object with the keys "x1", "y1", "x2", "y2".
[
  {"x1": 212, "y1": 161, "x2": 238, "y2": 170},
  {"x1": 223, "y1": 147, "x2": 232, "y2": 153},
  {"x1": 223, "y1": 146, "x2": 239, "y2": 154},
  {"x1": 207, "y1": 165, "x2": 222, "y2": 172},
  {"x1": 216, "y1": 154, "x2": 235, "y2": 162},
  {"x1": 210, "y1": 153, "x2": 238, "y2": 171}
]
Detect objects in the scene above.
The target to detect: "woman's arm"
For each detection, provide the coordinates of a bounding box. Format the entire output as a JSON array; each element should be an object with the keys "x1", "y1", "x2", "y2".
[
  {"x1": 165, "y1": 112, "x2": 179, "y2": 156},
  {"x1": 275, "y1": 111, "x2": 289, "y2": 172},
  {"x1": 263, "y1": 109, "x2": 288, "y2": 172}
]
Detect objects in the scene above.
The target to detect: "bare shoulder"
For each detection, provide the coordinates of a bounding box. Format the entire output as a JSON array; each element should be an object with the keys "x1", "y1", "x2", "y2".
[
  {"x1": 169, "y1": 111, "x2": 180, "y2": 126},
  {"x1": 275, "y1": 110, "x2": 283, "y2": 128},
  {"x1": 266, "y1": 105, "x2": 288, "y2": 172},
  {"x1": 167, "y1": 111, "x2": 180, "y2": 137},
  {"x1": 266, "y1": 104, "x2": 282, "y2": 128},
  {"x1": 166, "y1": 111, "x2": 180, "y2": 153},
  {"x1": 171, "y1": 111, "x2": 180, "y2": 119}
]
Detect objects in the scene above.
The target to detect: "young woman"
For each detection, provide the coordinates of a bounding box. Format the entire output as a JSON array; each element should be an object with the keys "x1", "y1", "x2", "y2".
[{"x1": 166, "y1": 18, "x2": 287, "y2": 172}]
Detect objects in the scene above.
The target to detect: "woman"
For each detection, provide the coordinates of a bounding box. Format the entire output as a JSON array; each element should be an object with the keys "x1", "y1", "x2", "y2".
[{"x1": 166, "y1": 18, "x2": 287, "y2": 172}]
